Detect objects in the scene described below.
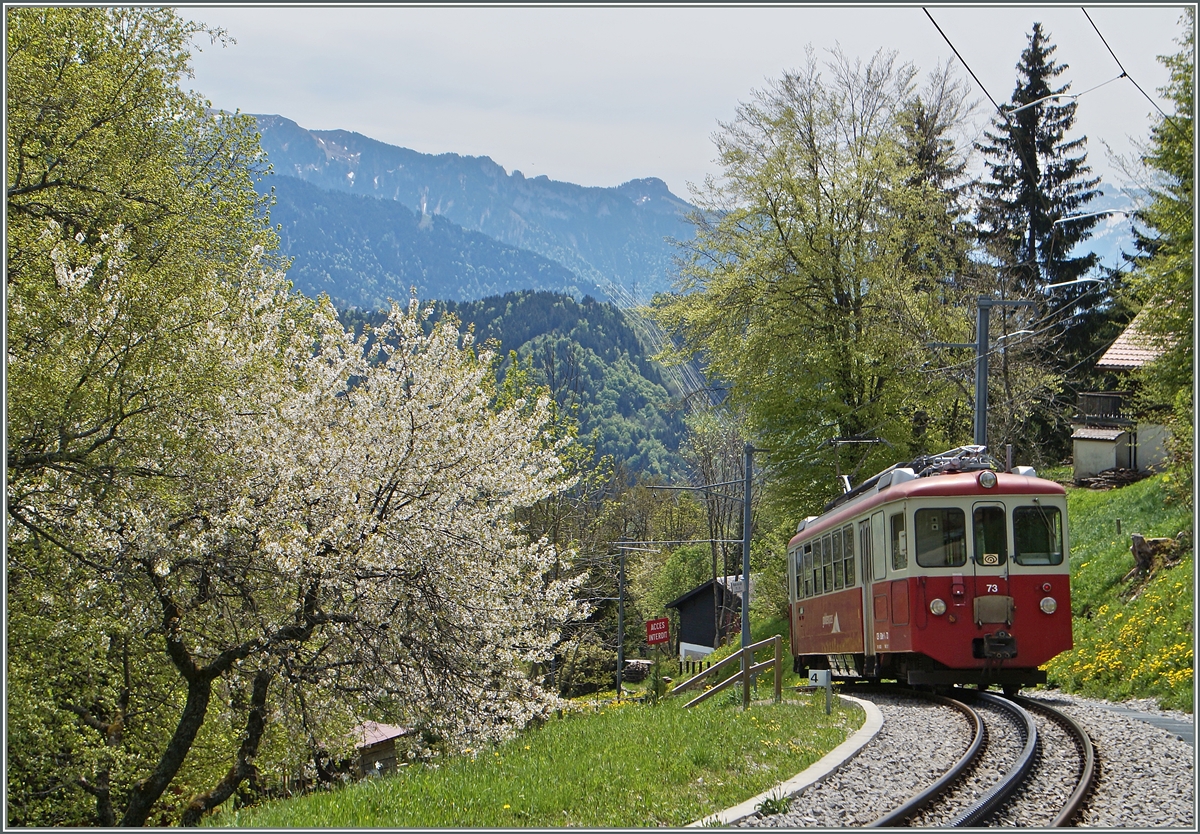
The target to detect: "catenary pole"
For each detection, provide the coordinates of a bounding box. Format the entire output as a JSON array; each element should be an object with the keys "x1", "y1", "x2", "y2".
[
  {"x1": 741, "y1": 443, "x2": 753, "y2": 650},
  {"x1": 740, "y1": 443, "x2": 753, "y2": 710},
  {"x1": 931, "y1": 296, "x2": 1038, "y2": 449},
  {"x1": 616, "y1": 546, "x2": 625, "y2": 698},
  {"x1": 974, "y1": 300, "x2": 990, "y2": 446}
]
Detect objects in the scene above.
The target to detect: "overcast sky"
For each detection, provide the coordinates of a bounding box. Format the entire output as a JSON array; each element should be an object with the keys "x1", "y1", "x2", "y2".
[{"x1": 184, "y1": 4, "x2": 1189, "y2": 204}]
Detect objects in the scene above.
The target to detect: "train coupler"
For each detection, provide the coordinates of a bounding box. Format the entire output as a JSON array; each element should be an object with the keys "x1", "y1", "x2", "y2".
[{"x1": 973, "y1": 630, "x2": 1018, "y2": 659}]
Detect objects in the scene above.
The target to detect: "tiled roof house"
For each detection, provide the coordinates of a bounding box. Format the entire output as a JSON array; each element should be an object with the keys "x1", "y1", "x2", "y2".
[
  {"x1": 1094, "y1": 310, "x2": 1170, "y2": 371},
  {"x1": 1071, "y1": 311, "x2": 1172, "y2": 480}
]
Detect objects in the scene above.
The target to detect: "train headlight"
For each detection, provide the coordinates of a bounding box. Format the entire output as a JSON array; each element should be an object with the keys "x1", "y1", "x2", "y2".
[
  {"x1": 978, "y1": 470, "x2": 998, "y2": 489},
  {"x1": 930, "y1": 598, "x2": 948, "y2": 616},
  {"x1": 1040, "y1": 596, "x2": 1058, "y2": 614}
]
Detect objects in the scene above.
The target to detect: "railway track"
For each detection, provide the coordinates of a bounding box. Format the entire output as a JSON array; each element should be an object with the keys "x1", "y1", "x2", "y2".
[{"x1": 869, "y1": 687, "x2": 1096, "y2": 828}]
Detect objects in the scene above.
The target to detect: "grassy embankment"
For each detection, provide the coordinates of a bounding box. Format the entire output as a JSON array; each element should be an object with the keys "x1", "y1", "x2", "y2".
[
  {"x1": 208, "y1": 691, "x2": 859, "y2": 828},
  {"x1": 1043, "y1": 472, "x2": 1194, "y2": 711}
]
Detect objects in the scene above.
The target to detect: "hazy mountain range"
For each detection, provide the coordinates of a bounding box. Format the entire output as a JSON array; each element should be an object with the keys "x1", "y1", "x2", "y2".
[
  {"x1": 268, "y1": 175, "x2": 597, "y2": 308},
  {"x1": 253, "y1": 114, "x2": 697, "y2": 308},
  {"x1": 253, "y1": 113, "x2": 1136, "y2": 309}
]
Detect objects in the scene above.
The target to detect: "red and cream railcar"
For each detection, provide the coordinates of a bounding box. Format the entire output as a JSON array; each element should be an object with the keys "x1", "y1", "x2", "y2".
[{"x1": 787, "y1": 447, "x2": 1072, "y2": 692}]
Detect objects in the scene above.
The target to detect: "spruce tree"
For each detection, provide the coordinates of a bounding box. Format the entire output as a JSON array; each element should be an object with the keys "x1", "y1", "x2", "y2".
[
  {"x1": 976, "y1": 23, "x2": 1103, "y2": 353},
  {"x1": 974, "y1": 23, "x2": 1105, "y2": 460}
]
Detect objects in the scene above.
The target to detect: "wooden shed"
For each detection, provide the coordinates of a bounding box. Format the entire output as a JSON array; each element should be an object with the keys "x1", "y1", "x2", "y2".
[
  {"x1": 665, "y1": 574, "x2": 754, "y2": 661},
  {"x1": 353, "y1": 721, "x2": 411, "y2": 778}
]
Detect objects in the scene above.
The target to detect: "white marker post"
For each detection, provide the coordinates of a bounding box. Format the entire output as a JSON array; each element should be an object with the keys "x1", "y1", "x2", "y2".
[{"x1": 808, "y1": 669, "x2": 832, "y2": 715}]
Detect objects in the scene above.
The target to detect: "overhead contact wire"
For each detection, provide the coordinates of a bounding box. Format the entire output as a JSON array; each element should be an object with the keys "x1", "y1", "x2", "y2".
[{"x1": 1081, "y1": 6, "x2": 1191, "y2": 142}]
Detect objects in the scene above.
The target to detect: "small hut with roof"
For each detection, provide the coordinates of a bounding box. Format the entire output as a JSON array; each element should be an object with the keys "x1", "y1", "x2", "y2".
[{"x1": 1071, "y1": 311, "x2": 1172, "y2": 480}]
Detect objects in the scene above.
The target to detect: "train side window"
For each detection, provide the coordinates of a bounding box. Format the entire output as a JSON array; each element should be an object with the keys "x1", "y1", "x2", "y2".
[
  {"x1": 842, "y1": 523, "x2": 855, "y2": 586},
  {"x1": 792, "y1": 549, "x2": 802, "y2": 599},
  {"x1": 806, "y1": 544, "x2": 816, "y2": 597},
  {"x1": 813, "y1": 538, "x2": 824, "y2": 595},
  {"x1": 858, "y1": 520, "x2": 871, "y2": 584},
  {"x1": 832, "y1": 529, "x2": 844, "y2": 590},
  {"x1": 822, "y1": 534, "x2": 834, "y2": 592},
  {"x1": 890, "y1": 512, "x2": 907, "y2": 571},
  {"x1": 795, "y1": 547, "x2": 802, "y2": 598},
  {"x1": 1014, "y1": 505, "x2": 1064, "y2": 565},
  {"x1": 872, "y1": 511, "x2": 887, "y2": 580},
  {"x1": 915, "y1": 507, "x2": 967, "y2": 567},
  {"x1": 973, "y1": 505, "x2": 1008, "y2": 566}
]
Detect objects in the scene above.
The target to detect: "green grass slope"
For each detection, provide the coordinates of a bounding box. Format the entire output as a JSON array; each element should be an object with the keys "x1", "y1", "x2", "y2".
[
  {"x1": 1044, "y1": 474, "x2": 1194, "y2": 711},
  {"x1": 207, "y1": 695, "x2": 859, "y2": 828}
]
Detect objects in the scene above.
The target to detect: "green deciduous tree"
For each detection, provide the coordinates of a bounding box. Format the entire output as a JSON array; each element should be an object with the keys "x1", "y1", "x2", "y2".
[
  {"x1": 1131, "y1": 8, "x2": 1194, "y2": 503},
  {"x1": 6, "y1": 6, "x2": 280, "y2": 510},
  {"x1": 6, "y1": 8, "x2": 283, "y2": 824},
  {"x1": 653, "y1": 47, "x2": 977, "y2": 511}
]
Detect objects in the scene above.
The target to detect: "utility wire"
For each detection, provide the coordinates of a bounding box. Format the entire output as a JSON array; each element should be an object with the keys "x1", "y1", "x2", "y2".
[
  {"x1": 922, "y1": 7, "x2": 1076, "y2": 283},
  {"x1": 923, "y1": 8, "x2": 1003, "y2": 112},
  {"x1": 1081, "y1": 6, "x2": 1192, "y2": 142},
  {"x1": 923, "y1": 286, "x2": 1110, "y2": 376}
]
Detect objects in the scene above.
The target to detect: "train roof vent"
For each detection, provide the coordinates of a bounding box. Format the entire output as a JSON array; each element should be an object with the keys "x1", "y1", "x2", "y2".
[
  {"x1": 888, "y1": 468, "x2": 916, "y2": 488},
  {"x1": 796, "y1": 515, "x2": 818, "y2": 533},
  {"x1": 1014, "y1": 465, "x2": 1037, "y2": 477}
]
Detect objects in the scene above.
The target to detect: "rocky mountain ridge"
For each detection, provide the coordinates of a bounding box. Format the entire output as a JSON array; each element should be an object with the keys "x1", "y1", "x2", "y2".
[{"x1": 253, "y1": 114, "x2": 696, "y2": 302}]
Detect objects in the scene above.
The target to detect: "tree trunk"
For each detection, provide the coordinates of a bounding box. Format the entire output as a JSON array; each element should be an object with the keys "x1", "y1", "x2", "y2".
[
  {"x1": 1130, "y1": 533, "x2": 1179, "y2": 575},
  {"x1": 180, "y1": 669, "x2": 272, "y2": 826},
  {"x1": 76, "y1": 772, "x2": 115, "y2": 827},
  {"x1": 119, "y1": 676, "x2": 213, "y2": 826}
]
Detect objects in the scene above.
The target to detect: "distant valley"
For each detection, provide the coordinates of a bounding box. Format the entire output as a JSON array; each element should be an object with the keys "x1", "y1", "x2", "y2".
[{"x1": 252, "y1": 116, "x2": 703, "y2": 476}]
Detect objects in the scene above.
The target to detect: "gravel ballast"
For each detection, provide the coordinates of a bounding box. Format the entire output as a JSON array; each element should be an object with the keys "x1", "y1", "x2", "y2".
[{"x1": 735, "y1": 688, "x2": 1194, "y2": 829}]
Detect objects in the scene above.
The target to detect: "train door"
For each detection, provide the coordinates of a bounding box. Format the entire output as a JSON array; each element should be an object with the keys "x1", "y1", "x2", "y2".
[
  {"x1": 870, "y1": 511, "x2": 887, "y2": 653},
  {"x1": 858, "y1": 518, "x2": 874, "y2": 670},
  {"x1": 872, "y1": 508, "x2": 907, "y2": 654},
  {"x1": 971, "y1": 501, "x2": 1011, "y2": 625}
]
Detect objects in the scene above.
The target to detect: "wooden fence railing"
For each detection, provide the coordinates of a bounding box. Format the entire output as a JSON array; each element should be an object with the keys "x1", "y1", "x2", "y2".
[{"x1": 667, "y1": 635, "x2": 782, "y2": 709}]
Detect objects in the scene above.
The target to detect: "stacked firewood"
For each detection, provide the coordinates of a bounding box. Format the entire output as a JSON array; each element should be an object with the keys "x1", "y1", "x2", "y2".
[{"x1": 1075, "y1": 468, "x2": 1147, "y2": 490}]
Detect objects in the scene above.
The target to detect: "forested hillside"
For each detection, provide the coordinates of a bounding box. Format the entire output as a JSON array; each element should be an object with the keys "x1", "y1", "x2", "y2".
[
  {"x1": 267, "y1": 175, "x2": 599, "y2": 307},
  {"x1": 253, "y1": 114, "x2": 695, "y2": 300},
  {"x1": 342, "y1": 291, "x2": 687, "y2": 477}
]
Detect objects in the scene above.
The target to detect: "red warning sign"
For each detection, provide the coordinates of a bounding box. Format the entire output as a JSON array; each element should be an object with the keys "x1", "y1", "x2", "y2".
[{"x1": 646, "y1": 617, "x2": 670, "y2": 645}]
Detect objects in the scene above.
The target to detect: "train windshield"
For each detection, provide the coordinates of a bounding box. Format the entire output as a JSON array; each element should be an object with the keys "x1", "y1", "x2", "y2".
[
  {"x1": 973, "y1": 505, "x2": 1008, "y2": 566},
  {"x1": 915, "y1": 507, "x2": 967, "y2": 567},
  {"x1": 1013, "y1": 505, "x2": 1064, "y2": 565}
]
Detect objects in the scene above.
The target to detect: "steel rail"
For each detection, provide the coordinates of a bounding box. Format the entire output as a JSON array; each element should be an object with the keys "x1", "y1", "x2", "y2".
[
  {"x1": 947, "y1": 691, "x2": 1039, "y2": 827},
  {"x1": 1010, "y1": 695, "x2": 1098, "y2": 826},
  {"x1": 866, "y1": 688, "x2": 985, "y2": 827}
]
